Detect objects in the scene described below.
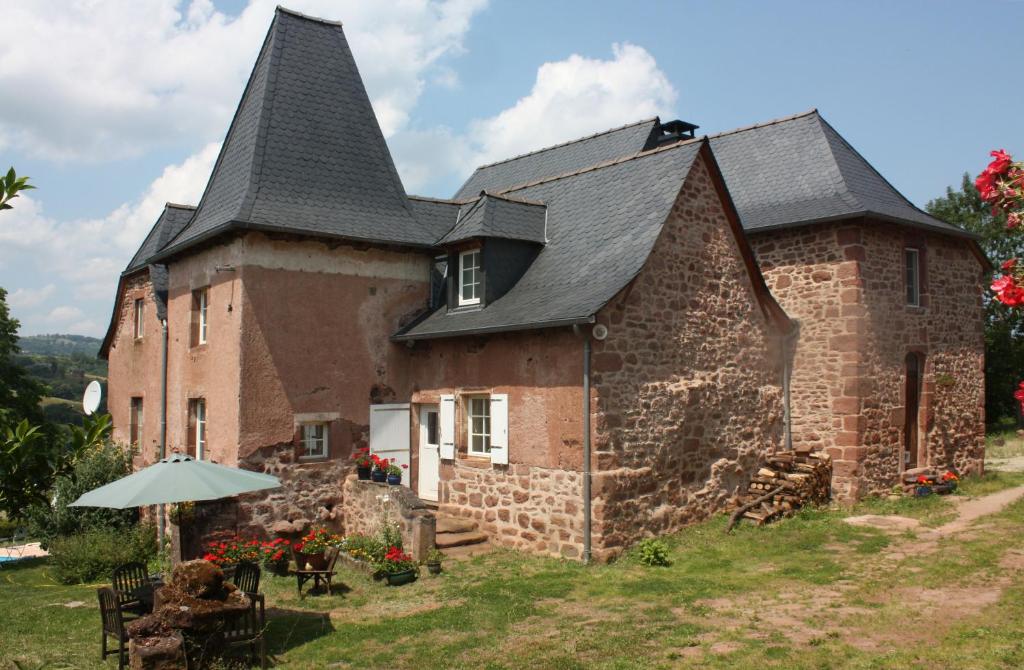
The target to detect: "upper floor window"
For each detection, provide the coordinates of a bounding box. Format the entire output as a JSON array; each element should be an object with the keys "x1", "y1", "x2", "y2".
[
  {"x1": 129, "y1": 397, "x2": 143, "y2": 447},
  {"x1": 467, "y1": 396, "x2": 491, "y2": 455},
  {"x1": 300, "y1": 423, "x2": 328, "y2": 460},
  {"x1": 188, "y1": 398, "x2": 206, "y2": 459},
  {"x1": 133, "y1": 298, "x2": 145, "y2": 339},
  {"x1": 191, "y1": 288, "x2": 209, "y2": 346},
  {"x1": 458, "y1": 250, "x2": 481, "y2": 306},
  {"x1": 904, "y1": 248, "x2": 920, "y2": 307}
]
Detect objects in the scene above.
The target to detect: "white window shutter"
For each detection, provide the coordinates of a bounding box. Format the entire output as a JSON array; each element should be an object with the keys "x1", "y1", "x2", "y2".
[
  {"x1": 439, "y1": 394, "x2": 455, "y2": 460},
  {"x1": 490, "y1": 394, "x2": 508, "y2": 465}
]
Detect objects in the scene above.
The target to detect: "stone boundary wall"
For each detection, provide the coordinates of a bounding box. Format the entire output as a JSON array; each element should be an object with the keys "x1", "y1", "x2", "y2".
[
  {"x1": 440, "y1": 461, "x2": 584, "y2": 559},
  {"x1": 342, "y1": 476, "x2": 436, "y2": 560}
]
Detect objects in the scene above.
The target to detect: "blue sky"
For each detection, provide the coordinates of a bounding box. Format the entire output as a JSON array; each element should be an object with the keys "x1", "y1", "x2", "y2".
[{"x1": 1, "y1": 0, "x2": 1020, "y2": 337}]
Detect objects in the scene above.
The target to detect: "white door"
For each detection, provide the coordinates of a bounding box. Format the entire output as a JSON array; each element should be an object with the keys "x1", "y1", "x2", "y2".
[
  {"x1": 418, "y1": 405, "x2": 440, "y2": 502},
  {"x1": 369, "y1": 403, "x2": 411, "y2": 486}
]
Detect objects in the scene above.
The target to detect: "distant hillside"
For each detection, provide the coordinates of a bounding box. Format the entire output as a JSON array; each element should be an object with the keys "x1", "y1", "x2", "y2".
[{"x1": 19, "y1": 333, "x2": 102, "y2": 357}]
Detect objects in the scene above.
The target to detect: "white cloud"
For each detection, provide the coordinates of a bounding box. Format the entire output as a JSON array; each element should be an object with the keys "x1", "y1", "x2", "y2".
[
  {"x1": 7, "y1": 284, "x2": 55, "y2": 309},
  {"x1": 0, "y1": 0, "x2": 486, "y2": 161},
  {"x1": 45, "y1": 306, "x2": 85, "y2": 323}
]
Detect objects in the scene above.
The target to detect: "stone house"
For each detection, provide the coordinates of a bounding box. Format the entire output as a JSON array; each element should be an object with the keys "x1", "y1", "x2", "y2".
[{"x1": 100, "y1": 7, "x2": 986, "y2": 561}]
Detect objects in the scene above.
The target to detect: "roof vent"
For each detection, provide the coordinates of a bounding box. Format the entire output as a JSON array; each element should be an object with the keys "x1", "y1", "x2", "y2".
[{"x1": 649, "y1": 119, "x2": 700, "y2": 147}]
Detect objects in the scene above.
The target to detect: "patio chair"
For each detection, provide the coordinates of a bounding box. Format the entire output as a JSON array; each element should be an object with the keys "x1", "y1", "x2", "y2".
[
  {"x1": 111, "y1": 562, "x2": 153, "y2": 618},
  {"x1": 0, "y1": 527, "x2": 28, "y2": 566},
  {"x1": 224, "y1": 592, "x2": 267, "y2": 669},
  {"x1": 233, "y1": 560, "x2": 261, "y2": 596},
  {"x1": 97, "y1": 587, "x2": 128, "y2": 670}
]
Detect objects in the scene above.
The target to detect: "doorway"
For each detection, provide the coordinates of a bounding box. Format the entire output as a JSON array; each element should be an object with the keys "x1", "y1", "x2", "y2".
[
  {"x1": 904, "y1": 353, "x2": 922, "y2": 469},
  {"x1": 418, "y1": 405, "x2": 440, "y2": 502}
]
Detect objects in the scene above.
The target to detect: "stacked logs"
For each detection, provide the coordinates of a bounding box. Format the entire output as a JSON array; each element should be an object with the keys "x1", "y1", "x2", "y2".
[{"x1": 727, "y1": 450, "x2": 833, "y2": 531}]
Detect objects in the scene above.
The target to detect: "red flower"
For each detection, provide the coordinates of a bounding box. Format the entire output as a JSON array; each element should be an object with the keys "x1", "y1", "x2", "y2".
[
  {"x1": 976, "y1": 169, "x2": 998, "y2": 201},
  {"x1": 989, "y1": 149, "x2": 1013, "y2": 176},
  {"x1": 1009, "y1": 212, "x2": 1022, "y2": 229},
  {"x1": 916, "y1": 475, "x2": 930, "y2": 485},
  {"x1": 1003, "y1": 258, "x2": 1017, "y2": 271}
]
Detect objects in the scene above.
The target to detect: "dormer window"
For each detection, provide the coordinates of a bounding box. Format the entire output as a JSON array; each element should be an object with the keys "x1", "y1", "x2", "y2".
[{"x1": 458, "y1": 249, "x2": 481, "y2": 306}]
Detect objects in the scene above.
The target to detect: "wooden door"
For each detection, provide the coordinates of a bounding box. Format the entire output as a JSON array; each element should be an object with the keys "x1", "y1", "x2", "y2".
[{"x1": 904, "y1": 353, "x2": 921, "y2": 469}]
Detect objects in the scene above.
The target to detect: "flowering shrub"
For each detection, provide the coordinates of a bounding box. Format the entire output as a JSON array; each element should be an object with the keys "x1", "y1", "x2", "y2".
[
  {"x1": 294, "y1": 527, "x2": 341, "y2": 555},
  {"x1": 341, "y1": 533, "x2": 385, "y2": 563},
  {"x1": 353, "y1": 446, "x2": 373, "y2": 469},
  {"x1": 262, "y1": 537, "x2": 291, "y2": 566},
  {"x1": 375, "y1": 545, "x2": 417, "y2": 575},
  {"x1": 202, "y1": 536, "x2": 291, "y2": 567}
]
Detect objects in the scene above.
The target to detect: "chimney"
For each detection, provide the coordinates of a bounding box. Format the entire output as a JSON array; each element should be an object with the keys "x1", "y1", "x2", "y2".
[{"x1": 648, "y1": 119, "x2": 700, "y2": 148}]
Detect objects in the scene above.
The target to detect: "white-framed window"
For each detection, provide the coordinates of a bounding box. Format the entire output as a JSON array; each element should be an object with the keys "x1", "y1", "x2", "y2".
[
  {"x1": 191, "y1": 288, "x2": 209, "y2": 346},
  {"x1": 133, "y1": 298, "x2": 145, "y2": 339},
  {"x1": 189, "y1": 398, "x2": 206, "y2": 459},
  {"x1": 458, "y1": 250, "x2": 481, "y2": 306},
  {"x1": 198, "y1": 288, "x2": 208, "y2": 344},
  {"x1": 300, "y1": 423, "x2": 328, "y2": 459},
  {"x1": 467, "y1": 396, "x2": 491, "y2": 455},
  {"x1": 904, "y1": 248, "x2": 920, "y2": 307}
]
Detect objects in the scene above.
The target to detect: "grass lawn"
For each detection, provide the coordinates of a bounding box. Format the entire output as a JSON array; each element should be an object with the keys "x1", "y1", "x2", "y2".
[{"x1": 4, "y1": 475, "x2": 1024, "y2": 669}]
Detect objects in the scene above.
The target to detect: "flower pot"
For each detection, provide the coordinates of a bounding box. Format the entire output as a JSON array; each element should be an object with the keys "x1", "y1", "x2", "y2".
[
  {"x1": 387, "y1": 473, "x2": 402, "y2": 486},
  {"x1": 426, "y1": 561, "x2": 442, "y2": 575},
  {"x1": 357, "y1": 466, "x2": 372, "y2": 480},
  {"x1": 915, "y1": 485, "x2": 932, "y2": 497},
  {"x1": 269, "y1": 560, "x2": 289, "y2": 577},
  {"x1": 371, "y1": 469, "x2": 387, "y2": 483},
  {"x1": 385, "y1": 569, "x2": 418, "y2": 586},
  {"x1": 294, "y1": 552, "x2": 310, "y2": 570},
  {"x1": 306, "y1": 552, "x2": 328, "y2": 570}
]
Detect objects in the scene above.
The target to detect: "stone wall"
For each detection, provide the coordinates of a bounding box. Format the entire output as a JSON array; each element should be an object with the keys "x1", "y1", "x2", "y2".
[
  {"x1": 589, "y1": 155, "x2": 787, "y2": 561},
  {"x1": 442, "y1": 461, "x2": 584, "y2": 558},
  {"x1": 750, "y1": 221, "x2": 986, "y2": 500},
  {"x1": 341, "y1": 476, "x2": 436, "y2": 560}
]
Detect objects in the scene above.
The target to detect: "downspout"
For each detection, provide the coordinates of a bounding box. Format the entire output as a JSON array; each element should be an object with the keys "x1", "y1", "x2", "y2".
[
  {"x1": 580, "y1": 330, "x2": 593, "y2": 564},
  {"x1": 781, "y1": 321, "x2": 800, "y2": 451},
  {"x1": 157, "y1": 318, "x2": 169, "y2": 547}
]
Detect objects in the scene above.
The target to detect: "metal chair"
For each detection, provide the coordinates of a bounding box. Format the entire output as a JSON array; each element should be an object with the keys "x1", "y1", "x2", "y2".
[
  {"x1": 97, "y1": 587, "x2": 128, "y2": 669},
  {"x1": 111, "y1": 562, "x2": 152, "y2": 617},
  {"x1": 233, "y1": 561, "x2": 261, "y2": 596},
  {"x1": 224, "y1": 592, "x2": 267, "y2": 669},
  {"x1": 0, "y1": 528, "x2": 27, "y2": 567}
]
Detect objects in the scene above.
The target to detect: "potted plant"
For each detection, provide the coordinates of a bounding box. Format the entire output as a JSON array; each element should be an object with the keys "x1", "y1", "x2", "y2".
[
  {"x1": 915, "y1": 475, "x2": 933, "y2": 497},
  {"x1": 261, "y1": 537, "x2": 291, "y2": 576},
  {"x1": 370, "y1": 454, "x2": 388, "y2": 483},
  {"x1": 941, "y1": 470, "x2": 959, "y2": 493},
  {"x1": 354, "y1": 447, "x2": 373, "y2": 480},
  {"x1": 424, "y1": 548, "x2": 444, "y2": 575},
  {"x1": 385, "y1": 461, "x2": 408, "y2": 486},
  {"x1": 201, "y1": 536, "x2": 263, "y2": 580},
  {"x1": 295, "y1": 527, "x2": 341, "y2": 570},
  {"x1": 376, "y1": 546, "x2": 418, "y2": 585}
]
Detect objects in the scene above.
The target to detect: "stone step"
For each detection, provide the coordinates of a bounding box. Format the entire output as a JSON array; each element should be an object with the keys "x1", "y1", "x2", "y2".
[
  {"x1": 435, "y1": 530, "x2": 488, "y2": 549},
  {"x1": 436, "y1": 516, "x2": 478, "y2": 534},
  {"x1": 440, "y1": 542, "x2": 495, "y2": 561}
]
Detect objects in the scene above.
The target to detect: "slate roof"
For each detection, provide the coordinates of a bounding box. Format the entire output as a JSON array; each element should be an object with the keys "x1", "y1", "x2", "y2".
[
  {"x1": 124, "y1": 203, "x2": 195, "y2": 274},
  {"x1": 453, "y1": 119, "x2": 659, "y2": 200},
  {"x1": 452, "y1": 110, "x2": 974, "y2": 240},
  {"x1": 437, "y1": 194, "x2": 547, "y2": 246},
  {"x1": 395, "y1": 141, "x2": 703, "y2": 340},
  {"x1": 157, "y1": 7, "x2": 433, "y2": 260}
]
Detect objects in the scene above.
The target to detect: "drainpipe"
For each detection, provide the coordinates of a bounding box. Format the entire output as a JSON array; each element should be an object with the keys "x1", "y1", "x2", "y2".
[
  {"x1": 781, "y1": 321, "x2": 800, "y2": 451},
  {"x1": 157, "y1": 318, "x2": 169, "y2": 548},
  {"x1": 582, "y1": 333, "x2": 592, "y2": 564}
]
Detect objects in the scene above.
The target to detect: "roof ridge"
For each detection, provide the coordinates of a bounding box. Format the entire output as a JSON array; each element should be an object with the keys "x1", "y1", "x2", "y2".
[
  {"x1": 480, "y1": 191, "x2": 546, "y2": 207},
  {"x1": 165, "y1": 202, "x2": 196, "y2": 210},
  {"x1": 408, "y1": 194, "x2": 467, "y2": 205},
  {"x1": 473, "y1": 117, "x2": 660, "y2": 171},
  {"x1": 705, "y1": 108, "x2": 819, "y2": 141},
  {"x1": 808, "y1": 113, "x2": 864, "y2": 212},
  {"x1": 275, "y1": 5, "x2": 343, "y2": 26},
  {"x1": 497, "y1": 135, "x2": 704, "y2": 195}
]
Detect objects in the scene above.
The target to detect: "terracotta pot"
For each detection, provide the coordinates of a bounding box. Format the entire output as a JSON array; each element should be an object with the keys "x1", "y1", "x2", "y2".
[
  {"x1": 306, "y1": 552, "x2": 328, "y2": 570},
  {"x1": 371, "y1": 469, "x2": 387, "y2": 483},
  {"x1": 357, "y1": 466, "x2": 372, "y2": 480}
]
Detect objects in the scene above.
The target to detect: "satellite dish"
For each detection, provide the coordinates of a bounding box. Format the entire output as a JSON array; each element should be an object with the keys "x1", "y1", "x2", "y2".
[
  {"x1": 82, "y1": 380, "x2": 102, "y2": 416},
  {"x1": 592, "y1": 324, "x2": 609, "y2": 341}
]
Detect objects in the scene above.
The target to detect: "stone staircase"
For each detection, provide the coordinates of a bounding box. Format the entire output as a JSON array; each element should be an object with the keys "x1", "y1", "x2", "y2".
[{"x1": 434, "y1": 514, "x2": 492, "y2": 560}]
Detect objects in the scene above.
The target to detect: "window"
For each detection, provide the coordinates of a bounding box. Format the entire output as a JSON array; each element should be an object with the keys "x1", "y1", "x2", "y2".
[
  {"x1": 191, "y1": 288, "x2": 209, "y2": 346},
  {"x1": 426, "y1": 410, "x2": 439, "y2": 447},
  {"x1": 301, "y1": 423, "x2": 328, "y2": 459},
  {"x1": 188, "y1": 399, "x2": 206, "y2": 459},
  {"x1": 905, "y1": 248, "x2": 920, "y2": 306},
  {"x1": 458, "y1": 250, "x2": 481, "y2": 306},
  {"x1": 467, "y1": 396, "x2": 491, "y2": 455},
  {"x1": 133, "y1": 299, "x2": 145, "y2": 339},
  {"x1": 129, "y1": 397, "x2": 143, "y2": 447}
]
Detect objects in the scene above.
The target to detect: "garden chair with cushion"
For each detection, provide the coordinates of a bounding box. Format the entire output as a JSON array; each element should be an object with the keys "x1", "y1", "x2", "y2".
[
  {"x1": 97, "y1": 587, "x2": 128, "y2": 670},
  {"x1": 111, "y1": 562, "x2": 153, "y2": 618},
  {"x1": 224, "y1": 591, "x2": 267, "y2": 669},
  {"x1": 233, "y1": 560, "x2": 261, "y2": 596}
]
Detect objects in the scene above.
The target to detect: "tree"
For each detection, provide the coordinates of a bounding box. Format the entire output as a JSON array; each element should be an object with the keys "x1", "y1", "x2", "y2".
[
  {"x1": 0, "y1": 167, "x2": 34, "y2": 211},
  {"x1": 926, "y1": 174, "x2": 1024, "y2": 424},
  {"x1": 0, "y1": 287, "x2": 48, "y2": 427}
]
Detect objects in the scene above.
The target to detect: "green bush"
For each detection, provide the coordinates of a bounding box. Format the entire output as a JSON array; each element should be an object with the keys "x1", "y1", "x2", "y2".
[
  {"x1": 49, "y1": 523, "x2": 158, "y2": 584},
  {"x1": 25, "y1": 441, "x2": 137, "y2": 548},
  {"x1": 636, "y1": 538, "x2": 671, "y2": 567}
]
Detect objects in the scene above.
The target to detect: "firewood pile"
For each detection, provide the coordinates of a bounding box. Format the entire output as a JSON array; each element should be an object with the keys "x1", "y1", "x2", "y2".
[{"x1": 727, "y1": 449, "x2": 833, "y2": 532}]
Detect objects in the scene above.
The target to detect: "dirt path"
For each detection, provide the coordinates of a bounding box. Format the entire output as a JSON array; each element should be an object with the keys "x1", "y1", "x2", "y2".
[{"x1": 931, "y1": 485, "x2": 1024, "y2": 534}]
